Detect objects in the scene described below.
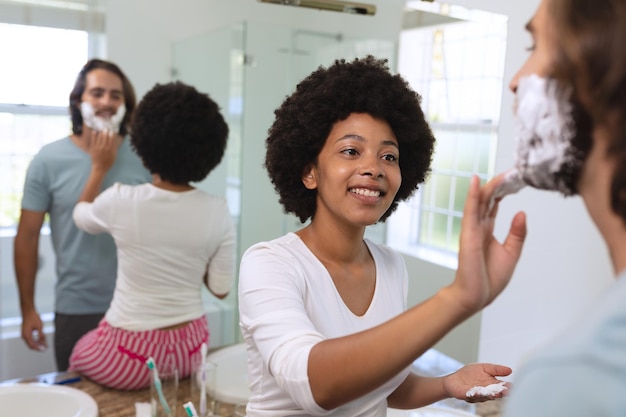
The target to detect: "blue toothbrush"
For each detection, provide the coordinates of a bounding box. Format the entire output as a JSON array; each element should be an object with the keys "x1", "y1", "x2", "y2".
[{"x1": 146, "y1": 357, "x2": 172, "y2": 416}]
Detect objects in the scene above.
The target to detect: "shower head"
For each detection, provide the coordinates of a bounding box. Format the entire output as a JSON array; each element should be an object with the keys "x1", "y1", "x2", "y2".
[{"x1": 257, "y1": 0, "x2": 376, "y2": 16}]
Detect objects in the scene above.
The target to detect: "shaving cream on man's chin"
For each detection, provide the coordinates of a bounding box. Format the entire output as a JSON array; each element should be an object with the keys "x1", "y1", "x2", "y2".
[
  {"x1": 80, "y1": 101, "x2": 126, "y2": 133},
  {"x1": 492, "y1": 74, "x2": 580, "y2": 203},
  {"x1": 512, "y1": 74, "x2": 579, "y2": 195}
]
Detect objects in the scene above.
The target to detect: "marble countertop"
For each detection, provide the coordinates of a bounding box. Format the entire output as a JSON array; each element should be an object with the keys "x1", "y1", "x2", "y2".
[
  {"x1": 1, "y1": 372, "x2": 241, "y2": 417},
  {"x1": 475, "y1": 399, "x2": 504, "y2": 417},
  {"x1": 2, "y1": 371, "x2": 503, "y2": 417},
  {"x1": 1, "y1": 372, "x2": 184, "y2": 417}
]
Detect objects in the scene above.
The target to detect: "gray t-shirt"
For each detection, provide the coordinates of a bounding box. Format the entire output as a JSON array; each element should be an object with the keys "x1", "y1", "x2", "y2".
[
  {"x1": 502, "y1": 271, "x2": 626, "y2": 417},
  {"x1": 21, "y1": 136, "x2": 151, "y2": 314}
]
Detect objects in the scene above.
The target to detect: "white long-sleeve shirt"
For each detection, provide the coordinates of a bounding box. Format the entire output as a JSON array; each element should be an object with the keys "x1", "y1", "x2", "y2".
[
  {"x1": 73, "y1": 182, "x2": 236, "y2": 330},
  {"x1": 238, "y1": 233, "x2": 411, "y2": 417}
]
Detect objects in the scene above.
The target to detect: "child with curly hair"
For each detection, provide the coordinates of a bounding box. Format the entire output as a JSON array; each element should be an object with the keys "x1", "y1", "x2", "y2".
[
  {"x1": 68, "y1": 81, "x2": 236, "y2": 390},
  {"x1": 238, "y1": 56, "x2": 527, "y2": 416}
]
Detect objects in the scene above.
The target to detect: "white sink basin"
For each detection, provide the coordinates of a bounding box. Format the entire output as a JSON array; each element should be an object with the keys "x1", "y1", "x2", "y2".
[
  {"x1": 206, "y1": 343, "x2": 251, "y2": 405},
  {"x1": 0, "y1": 383, "x2": 98, "y2": 417}
]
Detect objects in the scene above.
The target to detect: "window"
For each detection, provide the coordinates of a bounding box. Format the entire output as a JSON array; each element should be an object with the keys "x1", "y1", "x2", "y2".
[
  {"x1": 0, "y1": 22, "x2": 89, "y2": 321},
  {"x1": 0, "y1": 23, "x2": 89, "y2": 227},
  {"x1": 387, "y1": 2, "x2": 508, "y2": 269}
]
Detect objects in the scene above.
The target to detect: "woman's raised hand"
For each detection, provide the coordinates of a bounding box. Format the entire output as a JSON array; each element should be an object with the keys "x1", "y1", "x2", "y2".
[{"x1": 451, "y1": 173, "x2": 527, "y2": 314}]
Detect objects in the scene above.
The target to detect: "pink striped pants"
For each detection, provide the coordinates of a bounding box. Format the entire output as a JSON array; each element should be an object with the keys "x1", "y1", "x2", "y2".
[{"x1": 68, "y1": 316, "x2": 209, "y2": 390}]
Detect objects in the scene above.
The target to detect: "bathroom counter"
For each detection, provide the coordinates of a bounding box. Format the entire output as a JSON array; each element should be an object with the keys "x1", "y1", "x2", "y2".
[
  {"x1": 65, "y1": 374, "x2": 237, "y2": 417},
  {"x1": 74, "y1": 376, "x2": 502, "y2": 417},
  {"x1": 69, "y1": 375, "x2": 504, "y2": 417},
  {"x1": 475, "y1": 399, "x2": 504, "y2": 417},
  {"x1": 72, "y1": 377, "x2": 154, "y2": 417},
  {"x1": 2, "y1": 370, "x2": 503, "y2": 417}
]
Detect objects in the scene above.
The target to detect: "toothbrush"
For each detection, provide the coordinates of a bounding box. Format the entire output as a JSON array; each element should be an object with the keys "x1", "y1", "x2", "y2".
[
  {"x1": 183, "y1": 401, "x2": 199, "y2": 417},
  {"x1": 146, "y1": 357, "x2": 172, "y2": 416},
  {"x1": 200, "y1": 342, "x2": 208, "y2": 416}
]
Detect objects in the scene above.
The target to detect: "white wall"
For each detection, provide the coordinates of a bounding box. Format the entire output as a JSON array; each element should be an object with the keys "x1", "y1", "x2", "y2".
[
  {"x1": 402, "y1": 255, "x2": 481, "y2": 363},
  {"x1": 103, "y1": 0, "x2": 616, "y2": 374},
  {"x1": 106, "y1": 0, "x2": 405, "y2": 99}
]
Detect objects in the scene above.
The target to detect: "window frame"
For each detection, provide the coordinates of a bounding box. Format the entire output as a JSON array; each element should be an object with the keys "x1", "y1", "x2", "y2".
[
  {"x1": 0, "y1": 13, "x2": 100, "y2": 324},
  {"x1": 387, "y1": 2, "x2": 508, "y2": 270}
]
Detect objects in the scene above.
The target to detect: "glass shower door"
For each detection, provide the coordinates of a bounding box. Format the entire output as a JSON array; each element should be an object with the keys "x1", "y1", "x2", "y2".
[{"x1": 171, "y1": 23, "x2": 245, "y2": 347}]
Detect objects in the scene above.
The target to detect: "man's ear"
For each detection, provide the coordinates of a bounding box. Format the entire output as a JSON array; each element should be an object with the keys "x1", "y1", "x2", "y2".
[{"x1": 302, "y1": 165, "x2": 317, "y2": 190}]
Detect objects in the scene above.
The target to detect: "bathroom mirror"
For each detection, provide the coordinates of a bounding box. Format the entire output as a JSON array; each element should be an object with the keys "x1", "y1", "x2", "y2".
[
  {"x1": 170, "y1": 0, "x2": 508, "y2": 344},
  {"x1": 0, "y1": 0, "x2": 508, "y2": 360}
]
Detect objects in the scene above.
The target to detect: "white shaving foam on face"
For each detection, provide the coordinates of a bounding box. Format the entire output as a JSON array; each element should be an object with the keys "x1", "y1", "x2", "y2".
[
  {"x1": 514, "y1": 75, "x2": 576, "y2": 192},
  {"x1": 492, "y1": 74, "x2": 578, "y2": 201},
  {"x1": 466, "y1": 381, "x2": 508, "y2": 398},
  {"x1": 80, "y1": 101, "x2": 126, "y2": 133}
]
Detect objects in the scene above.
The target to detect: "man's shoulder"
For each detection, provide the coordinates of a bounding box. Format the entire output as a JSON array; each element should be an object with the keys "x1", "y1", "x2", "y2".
[
  {"x1": 28, "y1": 137, "x2": 77, "y2": 171},
  {"x1": 34, "y1": 136, "x2": 73, "y2": 158}
]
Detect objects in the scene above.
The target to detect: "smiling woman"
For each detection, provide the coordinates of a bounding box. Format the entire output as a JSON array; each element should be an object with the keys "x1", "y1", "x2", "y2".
[{"x1": 238, "y1": 56, "x2": 525, "y2": 417}]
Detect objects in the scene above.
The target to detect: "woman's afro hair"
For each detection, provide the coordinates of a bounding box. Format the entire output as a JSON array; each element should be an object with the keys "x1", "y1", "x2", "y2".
[
  {"x1": 265, "y1": 55, "x2": 435, "y2": 223},
  {"x1": 131, "y1": 81, "x2": 228, "y2": 184}
]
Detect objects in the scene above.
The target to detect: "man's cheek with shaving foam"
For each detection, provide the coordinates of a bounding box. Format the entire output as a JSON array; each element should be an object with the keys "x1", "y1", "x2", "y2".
[
  {"x1": 493, "y1": 74, "x2": 587, "y2": 201},
  {"x1": 80, "y1": 102, "x2": 126, "y2": 134}
]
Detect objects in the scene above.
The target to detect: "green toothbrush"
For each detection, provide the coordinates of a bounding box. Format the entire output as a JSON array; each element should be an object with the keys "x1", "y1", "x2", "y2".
[{"x1": 146, "y1": 357, "x2": 172, "y2": 416}]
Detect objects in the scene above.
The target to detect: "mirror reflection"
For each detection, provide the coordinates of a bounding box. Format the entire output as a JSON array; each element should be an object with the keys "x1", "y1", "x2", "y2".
[{"x1": 0, "y1": 0, "x2": 507, "y2": 381}]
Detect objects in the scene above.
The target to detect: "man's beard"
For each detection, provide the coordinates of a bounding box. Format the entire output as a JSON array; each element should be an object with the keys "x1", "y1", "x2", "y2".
[
  {"x1": 548, "y1": 100, "x2": 592, "y2": 196},
  {"x1": 80, "y1": 102, "x2": 126, "y2": 133},
  {"x1": 493, "y1": 75, "x2": 593, "y2": 201}
]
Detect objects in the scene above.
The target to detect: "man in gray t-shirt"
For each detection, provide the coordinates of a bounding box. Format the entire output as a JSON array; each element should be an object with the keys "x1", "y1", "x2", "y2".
[{"x1": 14, "y1": 59, "x2": 151, "y2": 371}]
